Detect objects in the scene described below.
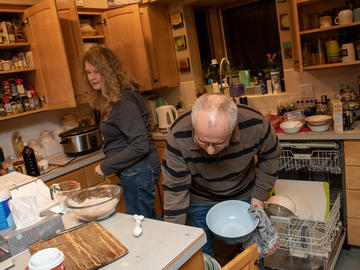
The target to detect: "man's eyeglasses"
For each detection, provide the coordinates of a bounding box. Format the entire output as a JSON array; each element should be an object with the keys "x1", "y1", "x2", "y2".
[{"x1": 194, "y1": 135, "x2": 229, "y2": 149}]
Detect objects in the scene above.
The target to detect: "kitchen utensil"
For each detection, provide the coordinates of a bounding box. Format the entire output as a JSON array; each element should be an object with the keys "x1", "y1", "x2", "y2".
[
  {"x1": 340, "y1": 43, "x2": 356, "y2": 62},
  {"x1": 305, "y1": 115, "x2": 332, "y2": 125},
  {"x1": 280, "y1": 120, "x2": 302, "y2": 133},
  {"x1": 206, "y1": 200, "x2": 259, "y2": 244},
  {"x1": 203, "y1": 253, "x2": 221, "y2": 270},
  {"x1": 29, "y1": 222, "x2": 128, "y2": 270},
  {"x1": 335, "y1": 9, "x2": 353, "y2": 25},
  {"x1": 155, "y1": 105, "x2": 178, "y2": 132},
  {"x1": 308, "y1": 123, "x2": 330, "y2": 132},
  {"x1": 265, "y1": 194, "x2": 297, "y2": 217},
  {"x1": 58, "y1": 126, "x2": 103, "y2": 156},
  {"x1": 64, "y1": 185, "x2": 122, "y2": 221},
  {"x1": 49, "y1": 180, "x2": 81, "y2": 212}
]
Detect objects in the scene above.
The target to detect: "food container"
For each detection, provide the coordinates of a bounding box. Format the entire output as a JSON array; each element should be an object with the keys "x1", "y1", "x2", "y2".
[
  {"x1": 308, "y1": 123, "x2": 331, "y2": 132},
  {"x1": 27, "y1": 248, "x2": 65, "y2": 270},
  {"x1": 58, "y1": 126, "x2": 103, "y2": 157},
  {"x1": 64, "y1": 185, "x2": 122, "y2": 221}
]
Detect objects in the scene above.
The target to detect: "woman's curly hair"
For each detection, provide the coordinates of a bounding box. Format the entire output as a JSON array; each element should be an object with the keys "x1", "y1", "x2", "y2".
[{"x1": 82, "y1": 46, "x2": 137, "y2": 113}]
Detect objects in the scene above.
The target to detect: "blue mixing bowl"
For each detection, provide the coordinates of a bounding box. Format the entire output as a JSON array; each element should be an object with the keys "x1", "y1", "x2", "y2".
[{"x1": 206, "y1": 200, "x2": 259, "y2": 244}]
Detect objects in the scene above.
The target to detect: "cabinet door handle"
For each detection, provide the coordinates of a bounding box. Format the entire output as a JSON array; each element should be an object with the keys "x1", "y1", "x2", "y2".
[
  {"x1": 96, "y1": 18, "x2": 107, "y2": 26},
  {"x1": 154, "y1": 78, "x2": 158, "y2": 83}
]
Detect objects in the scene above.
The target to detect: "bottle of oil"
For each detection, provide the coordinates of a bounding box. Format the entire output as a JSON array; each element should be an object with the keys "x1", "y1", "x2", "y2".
[{"x1": 22, "y1": 142, "x2": 40, "y2": 176}]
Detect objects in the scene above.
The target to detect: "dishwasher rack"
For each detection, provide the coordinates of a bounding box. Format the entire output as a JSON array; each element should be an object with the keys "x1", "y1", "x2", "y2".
[
  {"x1": 279, "y1": 142, "x2": 342, "y2": 174},
  {"x1": 271, "y1": 194, "x2": 342, "y2": 260}
]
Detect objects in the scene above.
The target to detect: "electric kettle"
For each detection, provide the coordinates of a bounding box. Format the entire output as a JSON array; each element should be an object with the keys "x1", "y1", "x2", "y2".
[{"x1": 155, "y1": 105, "x2": 178, "y2": 132}]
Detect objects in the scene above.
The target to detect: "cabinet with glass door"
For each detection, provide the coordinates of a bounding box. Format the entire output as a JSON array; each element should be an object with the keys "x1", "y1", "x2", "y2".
[{"x1": 289, "y1": 0, "x2": 360, "y2": 72}]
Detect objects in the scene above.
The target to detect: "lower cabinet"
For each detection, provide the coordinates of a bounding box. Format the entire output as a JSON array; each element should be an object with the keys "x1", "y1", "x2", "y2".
[{"x1": 344, "y1": 140, "x2": 360, "y2": 246}]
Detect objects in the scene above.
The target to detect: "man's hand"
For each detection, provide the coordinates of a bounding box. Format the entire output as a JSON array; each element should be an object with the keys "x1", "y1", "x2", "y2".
[
  {"x1": 250, "y1": 197, "x2": 264, "y2": 210},
  {"x1": 95, "y1": 165, "x2": 105, "y2": 178}
]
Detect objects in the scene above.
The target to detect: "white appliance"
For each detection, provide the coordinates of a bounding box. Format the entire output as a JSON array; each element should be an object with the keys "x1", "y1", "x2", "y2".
[{"x1": 155, "y1": 105, "x2": 178, "y2": 132}]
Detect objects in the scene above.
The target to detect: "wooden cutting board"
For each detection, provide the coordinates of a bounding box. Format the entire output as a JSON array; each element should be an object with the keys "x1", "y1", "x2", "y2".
[{"x1": 29, "y1": 222, "x2": 128, "y2": 270}]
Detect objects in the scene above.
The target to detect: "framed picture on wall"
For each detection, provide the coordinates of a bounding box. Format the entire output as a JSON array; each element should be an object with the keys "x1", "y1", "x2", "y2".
[
  {"x1": 174, "y1": 35, "x2": 187, "y2": 51},
  {"x1": 171, "y1": 13, "x2": 184, "y2": 29},
  {"x1": 179, "y1": 58, "x2": 190, "y2": 72}
]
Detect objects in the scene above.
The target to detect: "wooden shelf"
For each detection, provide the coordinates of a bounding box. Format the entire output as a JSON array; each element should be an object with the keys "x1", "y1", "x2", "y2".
[
  {"x1": 82, "y1": 35, "x2": 105, "y2": 40},
  {"x1": 78, "y1": 11, "x2": 103, "y2": 15},
  {"x1": 0, "y1": 107, "x2": 47, "y2": 121},
  {"x1": 0, "y1": 67, "x2": 35, "y2": 75},
  {"x1": 300, "y1": 22, "x2": 360, "y2": 35},
  {"x1": 303, "y1": 60, "x2": 360, "y2": 70},
  {"x1": 296, "y1": 0, "x2": 325, "y2": 6},
  {"x1": 0, "y1": 42, "x2": 31, "y2": 49}
]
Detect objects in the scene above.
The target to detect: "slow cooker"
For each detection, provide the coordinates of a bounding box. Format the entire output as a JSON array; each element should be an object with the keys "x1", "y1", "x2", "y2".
[{"x1": 58, "y1": 126, "x2": 103, "y2": 156}]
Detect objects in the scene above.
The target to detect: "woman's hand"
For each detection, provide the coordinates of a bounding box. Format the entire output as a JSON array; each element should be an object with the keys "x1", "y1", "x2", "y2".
[
  {"x1": 95, "y1": 165, "x2": 105, "y2": 178},
  {"x1": 250, "y1": 197, "x2": 264, "y2": 210}
]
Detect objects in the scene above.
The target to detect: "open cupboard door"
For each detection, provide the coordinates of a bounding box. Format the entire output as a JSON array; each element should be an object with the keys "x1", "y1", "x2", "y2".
[
  {"x1": 105, "y1": 5, "x2": 156, "y2": 91},
  {"x1": 23, "y1": 0, "x2": 76, "y2": 109}
]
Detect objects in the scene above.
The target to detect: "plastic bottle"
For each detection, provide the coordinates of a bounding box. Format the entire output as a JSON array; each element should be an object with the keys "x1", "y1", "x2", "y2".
[
  {"x1": 0, "y1": 189, "x2": 15, "y2": 230},
  {"x1": 22, "y1": 142, "x2": 40, "y2": 176}
]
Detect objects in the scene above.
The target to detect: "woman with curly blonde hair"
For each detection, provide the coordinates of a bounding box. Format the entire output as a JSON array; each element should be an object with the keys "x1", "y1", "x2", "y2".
[{"x1": 82, "y1": 46, "x2": 161, "y2": 219}]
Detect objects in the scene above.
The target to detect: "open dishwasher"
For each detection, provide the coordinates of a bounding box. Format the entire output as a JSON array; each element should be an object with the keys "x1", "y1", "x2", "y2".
[{"x1": 264, "y1": 140, "x2": 346, "y2": 270}]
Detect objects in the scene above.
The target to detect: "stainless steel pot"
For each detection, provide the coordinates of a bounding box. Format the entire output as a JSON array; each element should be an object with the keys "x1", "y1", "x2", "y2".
[{"x1": 59, "y1": 126, "x2": 103, "y2": 156}]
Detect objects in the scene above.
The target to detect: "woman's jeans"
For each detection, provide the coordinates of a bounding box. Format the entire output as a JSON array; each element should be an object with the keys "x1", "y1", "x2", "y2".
[{"x1": 119, "y1": 161, "x2": 161, "y2": 219}]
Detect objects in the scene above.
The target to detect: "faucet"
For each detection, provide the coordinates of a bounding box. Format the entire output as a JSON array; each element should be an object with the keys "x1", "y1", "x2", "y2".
[{"x1": 219, "y1": 57, "x2": 236, "y2": 102}]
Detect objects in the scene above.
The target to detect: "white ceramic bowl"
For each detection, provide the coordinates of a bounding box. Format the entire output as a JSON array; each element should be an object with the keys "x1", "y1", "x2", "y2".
[
  {"x1": 206, "y1": 200, "x2": 259, "y2": 244},
  {"x1": 308, "y1": 123, "x2": 330, "y2": 132},
  {"x1": 280, "y1": 120, "x2": 302, "y2": 134},
  {"x1": 305, "y1": 115, "x2": 332, "y2": 126},
  {"x1": 265, "y1": 194, "x2": 296, "y2": 217}
]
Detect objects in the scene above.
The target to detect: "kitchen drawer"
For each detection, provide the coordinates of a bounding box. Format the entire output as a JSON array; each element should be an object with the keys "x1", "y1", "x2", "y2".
[
  {"x1": 44, "y1": 168, "x2": 87, "y2": 189},
  {"x1": 346, "y1": 190, "x2": 360, "y2": 218},
  {"x1": 347, "y1": 217, "x2": 360, "y2": 246},
  {"x1": 344, "y1": 141, "x2": 360, "y2": 166},
  {"x1": 345, "y1": 165, "x2": 360, "y2": 189}
]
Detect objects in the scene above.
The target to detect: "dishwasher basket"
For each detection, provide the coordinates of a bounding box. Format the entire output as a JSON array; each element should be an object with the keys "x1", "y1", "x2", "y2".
[{"x1": 270, "y1": 194, "x2": 342, "y2": 259}]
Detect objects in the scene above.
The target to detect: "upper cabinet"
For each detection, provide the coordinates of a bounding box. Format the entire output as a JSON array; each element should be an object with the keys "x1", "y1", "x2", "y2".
[
  {"x1": 57, "y1": 1, "x2": 179, "y2": 101},
  {"x1": 0, "y1": 0, "x2": 76, "y2": 121},
  {"x1": 289, "y1": 0, "x2": 360, "y2": 72}
]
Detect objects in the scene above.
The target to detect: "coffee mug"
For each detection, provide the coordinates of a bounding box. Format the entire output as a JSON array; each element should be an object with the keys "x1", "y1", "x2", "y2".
[
  {"x1": 319, "y1": 15, "x2": 332, "y2": 28},
  {"x1": 335, "y1": 9, "x2": 353, "y2": 24},
  {"x1": 340, "y1": 43, "x2": 356, "y2": 62},
  {"x1": 354, "y1": 7, "x2": 360, "y2": 22}
]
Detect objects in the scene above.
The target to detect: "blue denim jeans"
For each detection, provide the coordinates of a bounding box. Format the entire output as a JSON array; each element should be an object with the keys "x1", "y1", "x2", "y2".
[
  {"x1": 187, "y1": 198, "x2": 251, "y2": 257},
  {"x1": 119, "y1": 161, "x2": 161, "y2": 219}
]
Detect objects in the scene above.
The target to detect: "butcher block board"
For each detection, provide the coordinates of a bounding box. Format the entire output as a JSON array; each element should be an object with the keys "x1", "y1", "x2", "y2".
[{"x1": 29, "y1": 222, "x2": 128, "y2": 269}]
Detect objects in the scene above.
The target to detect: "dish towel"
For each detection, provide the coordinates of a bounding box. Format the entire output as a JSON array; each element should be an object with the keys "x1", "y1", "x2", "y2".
[{"x1": 244, "y1": 207, "x2": 278, "y2": 258}]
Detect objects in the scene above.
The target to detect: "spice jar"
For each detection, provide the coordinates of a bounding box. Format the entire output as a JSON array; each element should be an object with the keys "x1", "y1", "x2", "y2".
[{"x1": 1, "y1": 97, "x2": 12, "y2": 115}]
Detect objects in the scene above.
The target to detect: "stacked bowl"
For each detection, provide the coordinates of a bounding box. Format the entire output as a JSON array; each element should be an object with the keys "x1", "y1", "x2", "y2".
[{"x1": 305, "y1": 115, "x2": 332, "y2": 132}]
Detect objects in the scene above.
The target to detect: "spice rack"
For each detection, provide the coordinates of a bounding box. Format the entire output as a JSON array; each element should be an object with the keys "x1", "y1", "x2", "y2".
[{"x1": 289, "y1": 0, "x2": 360, "y2": 71}]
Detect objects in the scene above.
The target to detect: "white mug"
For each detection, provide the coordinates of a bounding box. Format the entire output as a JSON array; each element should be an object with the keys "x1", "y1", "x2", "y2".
[
  {"x1": 340, "y1": 43, "x2": 356, "y2": 62},
  {"x1": 319, "y1": 15, "x2": 332, "y2": 28},
  {"x1": 335, "y1": 9, "x2": 353, "y2": 25}
]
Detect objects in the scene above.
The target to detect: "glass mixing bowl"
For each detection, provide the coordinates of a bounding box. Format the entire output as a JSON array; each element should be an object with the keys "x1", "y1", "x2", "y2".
[{"x1": 64, "y1": 185, "x2": 122, "y2": 221}]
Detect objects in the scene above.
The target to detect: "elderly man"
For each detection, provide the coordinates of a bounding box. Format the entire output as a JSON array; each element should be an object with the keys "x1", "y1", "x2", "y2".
[{"x1": 162, "y1": 93, "x2": 281, "y2": 256}]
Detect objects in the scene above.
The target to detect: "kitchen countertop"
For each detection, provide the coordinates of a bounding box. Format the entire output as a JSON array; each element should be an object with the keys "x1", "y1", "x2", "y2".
[
  {"x1": 152, "y1": 122, "x2": 360, "y2": 141},
  {"x1": 6, "y1": 213, "x2": 206, "y2": 270},
  {"x1": 38, "y1": 123, "x2": 360, "y2": 183}
]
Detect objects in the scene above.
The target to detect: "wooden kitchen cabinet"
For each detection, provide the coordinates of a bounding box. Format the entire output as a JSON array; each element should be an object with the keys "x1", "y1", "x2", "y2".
[
  {"x1": 0, "y1": 0, "x2": 76, "y2": 121},
  {"x1": 344, "y1": 140, "x2": 360, "y2": 246},
  {"x1": 288, "y1": 0, "x2": 360, "y2": 72},
  {"x1": 57, "y1": 1, "x2": 178, "y2": 100}
]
